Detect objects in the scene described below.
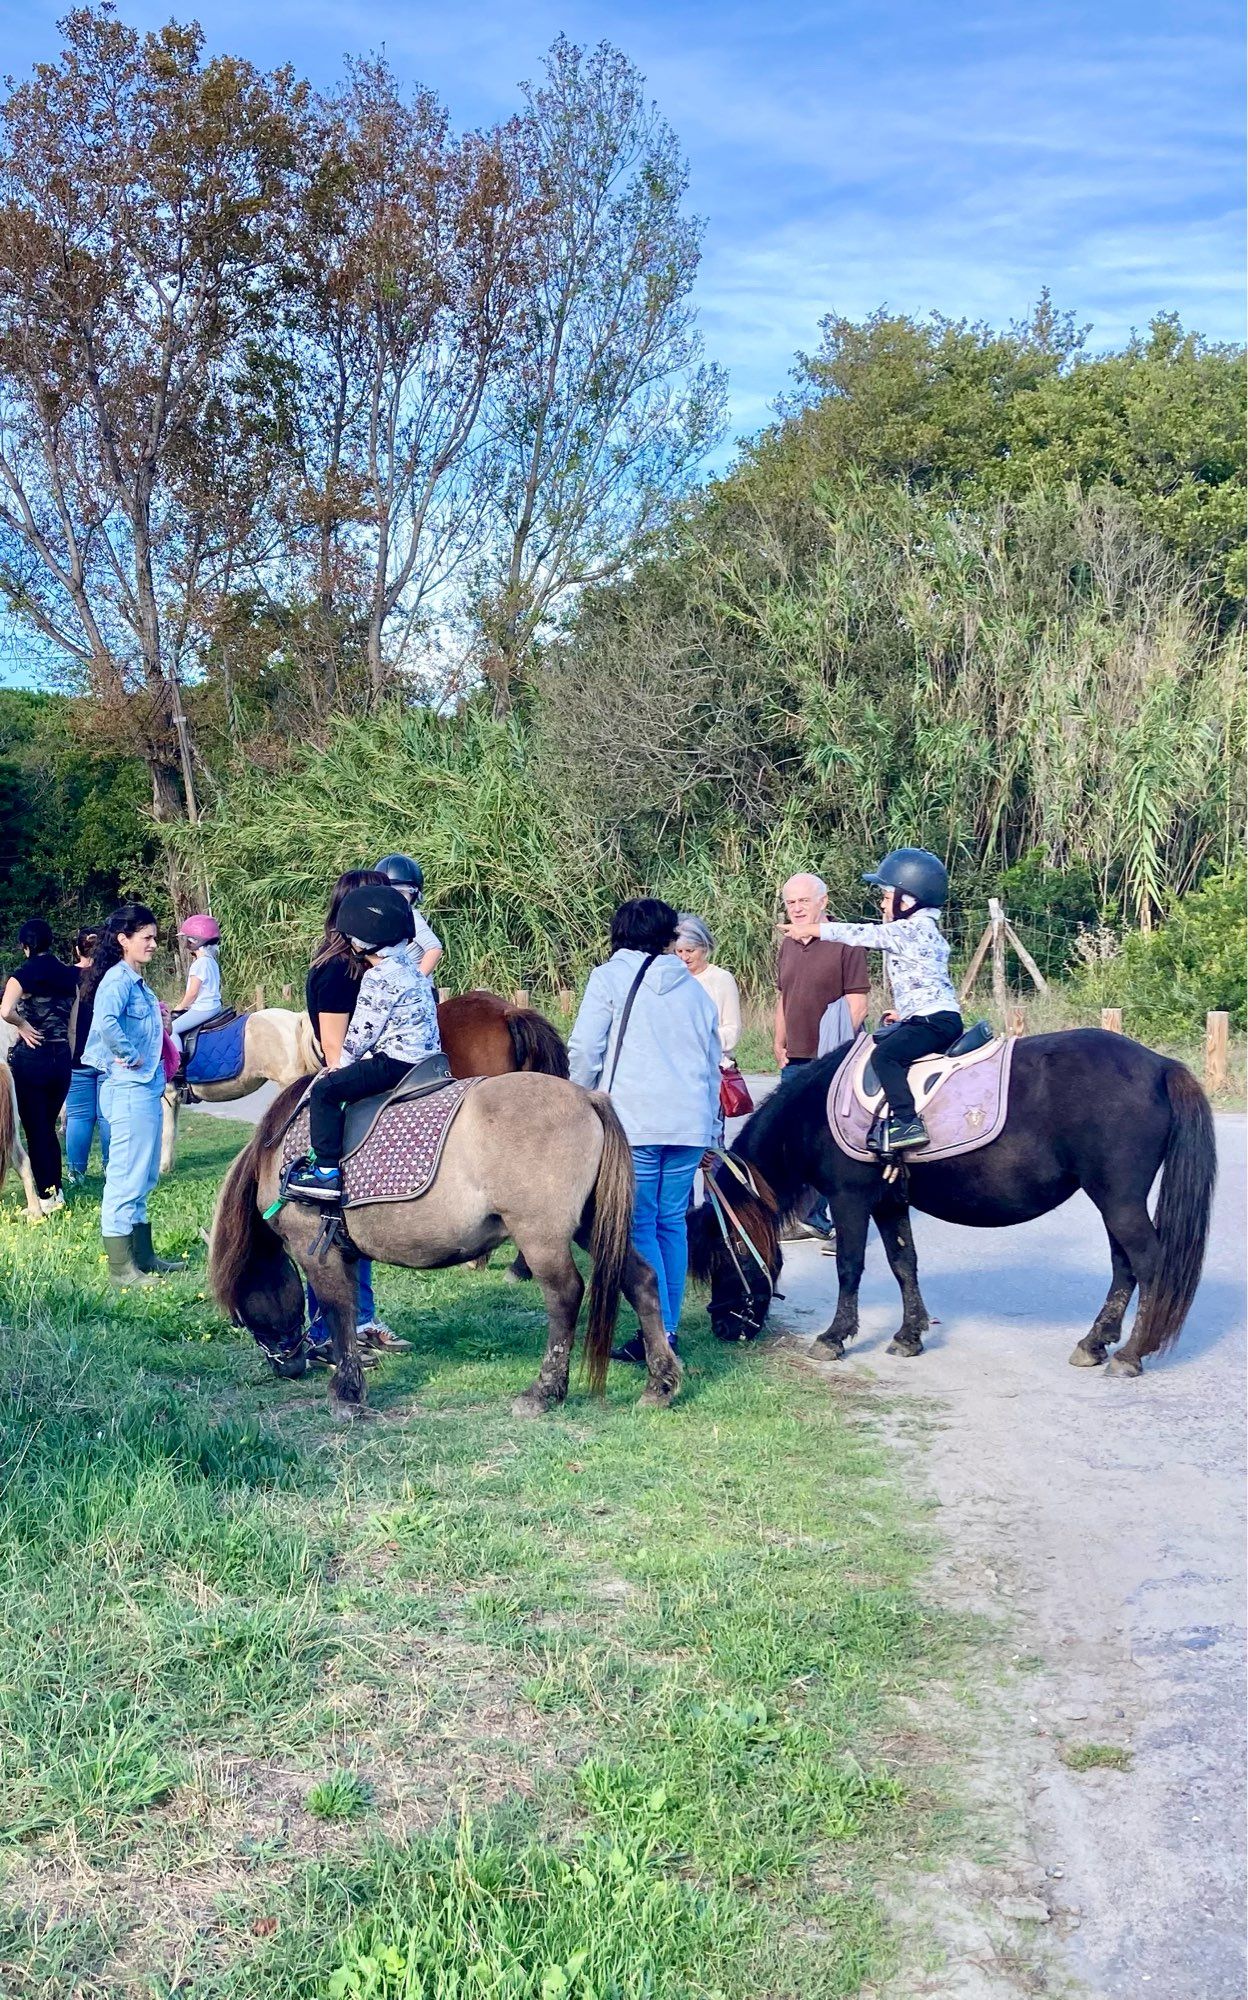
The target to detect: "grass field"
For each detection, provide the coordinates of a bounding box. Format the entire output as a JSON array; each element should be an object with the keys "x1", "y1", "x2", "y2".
[{"x1": 0, "y1": 1116, "x2": 960, "y2": 1999}]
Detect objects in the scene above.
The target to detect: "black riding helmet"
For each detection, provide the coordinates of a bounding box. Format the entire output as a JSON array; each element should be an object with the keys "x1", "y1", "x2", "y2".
[
  {"x1": 337, "y1": 884, "x2": 415, "y2": 953},
  {"x1": 863, "y1": 847, "x2": 949, "y2": 908},
  {"x1": 374, "y1": 852, "x2": 425, "y2": 902}
]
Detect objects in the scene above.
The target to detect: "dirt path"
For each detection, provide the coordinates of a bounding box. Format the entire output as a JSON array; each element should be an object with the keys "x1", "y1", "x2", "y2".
[{"x1": 771, "y1": 1112, "x2": 1246, "y2": 1999}]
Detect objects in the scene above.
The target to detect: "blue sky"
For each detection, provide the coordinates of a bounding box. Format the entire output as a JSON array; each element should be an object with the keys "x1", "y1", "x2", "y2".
[{"x1": 2, "y1": 0, "x2": 1242, "y2": 448}]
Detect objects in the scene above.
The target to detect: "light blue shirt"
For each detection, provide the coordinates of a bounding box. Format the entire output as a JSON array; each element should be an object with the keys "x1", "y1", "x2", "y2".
[
  {"x1": 569, "y1": 950, "x2": 722, "y2": 1147},
  {"x1": 83, "y1": 962, "x2": 165, "y2": 1084}
]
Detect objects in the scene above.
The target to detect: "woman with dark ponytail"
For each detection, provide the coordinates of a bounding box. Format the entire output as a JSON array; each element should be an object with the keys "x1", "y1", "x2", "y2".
[{"x1": 82, "y1": 905, "x2": 185, "y2": 1284}]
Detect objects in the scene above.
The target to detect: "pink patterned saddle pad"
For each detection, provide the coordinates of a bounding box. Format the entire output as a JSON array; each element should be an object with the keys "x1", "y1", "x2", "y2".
[
  {"x1": 281, "y1": 1077, "x2": 479, "y2": 1206},
  {"x1": 827, "y1": 1031, "x2": 1015, "y2": 1164}
]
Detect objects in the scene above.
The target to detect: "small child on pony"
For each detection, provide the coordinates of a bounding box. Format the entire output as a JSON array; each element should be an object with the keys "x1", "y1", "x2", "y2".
[
  {"x1": 815, "y1": 847, "x2": 962, "y2": 1152},
  {"x1": 286, "y1": 883, "x2": 442, "y2": 1204}
]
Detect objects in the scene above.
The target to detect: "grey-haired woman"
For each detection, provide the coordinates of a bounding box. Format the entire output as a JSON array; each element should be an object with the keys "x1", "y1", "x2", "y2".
[{"x1": 672, "y1": 913, "x2": 741, "y2": 1061}]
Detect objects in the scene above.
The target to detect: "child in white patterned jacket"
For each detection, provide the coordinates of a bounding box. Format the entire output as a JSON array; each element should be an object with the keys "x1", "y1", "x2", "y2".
[{"x1": 815, "y1": 847, "x2": 962, "y2": 1151}]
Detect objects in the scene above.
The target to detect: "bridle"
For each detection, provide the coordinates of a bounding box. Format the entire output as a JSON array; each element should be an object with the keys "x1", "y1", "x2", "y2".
[{"x1": 703, "y1": 1148, "x2": 779, "y2": 1335}]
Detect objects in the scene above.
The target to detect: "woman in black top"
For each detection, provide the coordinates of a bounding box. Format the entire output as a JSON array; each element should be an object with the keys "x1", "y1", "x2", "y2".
[
  {"x1": 1, "y1": 918, "x2": 79, "y2": 1210},
  {"x1": 301, "y1": 870, "x2": 407, "y2": 1356}
]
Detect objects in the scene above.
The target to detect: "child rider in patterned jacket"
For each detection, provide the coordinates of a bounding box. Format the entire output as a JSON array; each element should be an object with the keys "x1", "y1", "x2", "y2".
[
  {"x1": 815, "y1": 847, "x2": 962, "y2": 1152},
  {"x1": 286, "y1": 884, "x2": 442, "y2": 1203}
]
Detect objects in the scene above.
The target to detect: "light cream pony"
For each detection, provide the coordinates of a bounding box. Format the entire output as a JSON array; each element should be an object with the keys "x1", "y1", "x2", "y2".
[{"x1": 161, "y1": 1008, "x2": 320, "y2": 1171}]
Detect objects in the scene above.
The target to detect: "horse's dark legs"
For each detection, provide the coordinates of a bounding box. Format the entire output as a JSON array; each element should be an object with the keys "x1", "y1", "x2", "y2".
[
  {"x1": 872, "y1": 1195, "x2": 931, "y2": 1357},
  {"x1": 512, "y1": 1250, "x2": 584, "y2": 1417},
  {"x1": 622, "y1": 1246, "x2": 682, "y2": 1409},
  {"x1": 1098, "y1": 1203, "x2": 1163, "y2": 1377},
  {"x1": 813, "y1": 1193, "x2": 872, "y2": 1359},
  {"x1": 505, "y1": 1251, "x2": 533, "y2": 1284},
  {"x1": 1070, "y1": 1227, "x2": 1136, "y2": 1368},
  {"x1": 301, "y1": 1247, "x2": 365, "y2": 1417}
]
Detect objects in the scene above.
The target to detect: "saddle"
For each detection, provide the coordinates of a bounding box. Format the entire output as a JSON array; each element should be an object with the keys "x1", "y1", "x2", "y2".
[
  {"x1": 181, "y1": 1009, "x2": 248, "y2": 1085},
  {"x1": 827, "y1": 1020, "x2": 1015, "y2": 1164},
  {"x1": 280, "y1": 1054, "x2": 478, "y2": 1208}
]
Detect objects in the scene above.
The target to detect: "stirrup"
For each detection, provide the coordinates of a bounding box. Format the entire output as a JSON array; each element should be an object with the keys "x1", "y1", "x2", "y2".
[{"x1": 280, "y1": 1156, "x2": 343, "y2": 1206}]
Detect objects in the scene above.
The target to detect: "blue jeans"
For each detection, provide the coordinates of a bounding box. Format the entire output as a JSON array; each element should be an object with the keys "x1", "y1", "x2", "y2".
[
  {"x1": 98, "y1": 1071, "x2": 164, "y2": 1235},
  {"x1": 306, "y1": 1261, "x2": 376, "y2": 1349},
  {"x1": 631, "y1": 1144, "x2": 703, "y2": 1336},
  {"x1": 66, "y1": 1066, "x2": 110, "y2": 1175}
]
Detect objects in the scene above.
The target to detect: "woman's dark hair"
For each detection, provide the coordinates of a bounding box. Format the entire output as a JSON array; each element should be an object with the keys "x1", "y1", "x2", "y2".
[
  {"x1": 83, "y1": 904, "x2": 158, "y2": 1000},
  {"x1": 610, "y1": 898, "x2": 680, "y2": 957},
  {"x1": 75, "y1": 926, "x2": 101, "y2": 960},
  {"x1": 311, "y1": 869, "x2": 388, "y2": 973},
  {"x1": 18, "y1": 918, "x2": 54, "y2": 954}
]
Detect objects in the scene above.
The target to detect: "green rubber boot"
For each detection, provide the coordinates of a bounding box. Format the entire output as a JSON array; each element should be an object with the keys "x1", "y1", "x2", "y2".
[
  {"x1": 104, "y1": 1234, "x2": 155, "y2": 1286},
  {"x1": 131, "y1": 1221, "x2": 186, "y2": 1274}
]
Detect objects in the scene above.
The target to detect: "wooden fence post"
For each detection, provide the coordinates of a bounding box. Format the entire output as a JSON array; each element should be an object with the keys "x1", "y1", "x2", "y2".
[
  {"x1": 1008, "y1": 1006, "x2": 1026, "y2": 1037},
  {"x1": 1101, "y1": 1007, "x2": 1122, "y2": 1034},
  {"x1": 280, "y1": 984, "x2": 292, "y2": 1001},
  {"x1": 512, "y1": 989, "x2": 529, "y2": 1010},
  {"x1": 988, "y1": 897, "x2": 1007, "y2": 1013},
  {"x1": 1206, "y1": 1011, "x2": 1228, "y2": 1095},
  {"x1": 254, "y1": 984, "x2": 266, "y2": 1012},
  {"x1": 557, "y1": 987, "x2": 573, "y2": 1013}
]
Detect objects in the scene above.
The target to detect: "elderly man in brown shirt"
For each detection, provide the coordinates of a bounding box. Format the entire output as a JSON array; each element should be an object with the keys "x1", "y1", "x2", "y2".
[
  {"x1": 774, "y1": 872, "x2": 870, "y2": 1246},
  {"x1": 774, "y1": 872, "x2": 869, "y2": 1068}
]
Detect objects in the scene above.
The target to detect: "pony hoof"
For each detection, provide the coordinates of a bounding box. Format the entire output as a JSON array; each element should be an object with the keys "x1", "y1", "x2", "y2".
[
  {"x1": 329, "y1": 1397, "x2": 371, "y2": 1424},
  {"x1": 637, "y1": 1378, "x2": 679, "y2": 1409},
  {"x1": 814, "y1": 1335, "x2": 846, "y2": 1359},
  {"x1": 511, "y1": 1390, "x2": 552, "y2": 1419},
  {"x1": 887, "y1": 1337, "x2": 923, "y2": 1357},
  {"x1": 1069, "y1": 1342, "x2": 1107, "y2": 1368},
  {"x1": 1106, "y1": 1353, "x2": 1143, "y2": 1378}
]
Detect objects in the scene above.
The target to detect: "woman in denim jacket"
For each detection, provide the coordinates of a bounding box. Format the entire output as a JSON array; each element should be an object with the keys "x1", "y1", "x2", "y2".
[{"x1": 83, "y1": 905, "x2": 185, "y2": 1286}]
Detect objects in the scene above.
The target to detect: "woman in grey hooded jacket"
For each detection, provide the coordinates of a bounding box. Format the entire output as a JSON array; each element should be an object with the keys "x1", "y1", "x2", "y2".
[{"x1": 569, "y1": 899, "x2": 722, "y2": 1359}]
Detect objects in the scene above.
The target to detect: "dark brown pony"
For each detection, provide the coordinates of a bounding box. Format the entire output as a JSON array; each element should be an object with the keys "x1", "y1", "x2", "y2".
[
  {"x1": 691, "y1": 1031, "x2": 1217, "y2": 1374},
  {"x1": 438, "y1": 991, "x2": 569, "y2": 1081}
]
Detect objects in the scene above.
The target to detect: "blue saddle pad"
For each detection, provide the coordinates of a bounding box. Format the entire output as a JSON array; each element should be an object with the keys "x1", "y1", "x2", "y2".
[{"x1": 185, "y1": 1013, "x2": 248, "y2": 1085}]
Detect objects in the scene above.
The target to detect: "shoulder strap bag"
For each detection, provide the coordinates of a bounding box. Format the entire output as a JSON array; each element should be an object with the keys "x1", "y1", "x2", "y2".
[{"x1": 606, "y1": 954, "x2": 657, "y2": 1092}]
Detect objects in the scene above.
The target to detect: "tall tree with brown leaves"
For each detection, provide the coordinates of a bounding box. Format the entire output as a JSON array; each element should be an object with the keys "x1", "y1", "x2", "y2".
[
  {"x1": 0, "y1": 6, "x2": 303, "y2": 821},
  {"x1": 267, "y1": 58, "x2": 532, "y2": 711}
]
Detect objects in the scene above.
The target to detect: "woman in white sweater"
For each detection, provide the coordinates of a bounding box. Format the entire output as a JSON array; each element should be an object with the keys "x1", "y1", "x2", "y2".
[{"x1": 673, "y1": 913, "x2": 741, "y2": 1061}]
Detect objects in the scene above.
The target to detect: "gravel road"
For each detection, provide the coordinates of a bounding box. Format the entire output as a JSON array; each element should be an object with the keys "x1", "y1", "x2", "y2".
[{"x1": 772, "y1": 1112, "x2": 1246, "y2": 1999}]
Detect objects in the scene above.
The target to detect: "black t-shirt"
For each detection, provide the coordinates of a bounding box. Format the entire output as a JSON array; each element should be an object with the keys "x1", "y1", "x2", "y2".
[
  {"x1": 306, "y1": 956, "x2": 360, "y2": 1047},
  {"x1": 13, "y1": 953, "x2": 78, "y2": 1045}
]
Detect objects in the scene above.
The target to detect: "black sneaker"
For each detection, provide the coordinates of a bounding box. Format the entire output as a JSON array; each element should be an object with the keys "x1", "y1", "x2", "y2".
[
  {"x1": 611, "y1": 1332, "x2": 680, "y2": 1366},
  {"x1": 885, "y1": 1115, "x2": 930, "y2": 1151},
  {"x1": 284, "y1": 1157, "x2": 343, "y2": 1203}
]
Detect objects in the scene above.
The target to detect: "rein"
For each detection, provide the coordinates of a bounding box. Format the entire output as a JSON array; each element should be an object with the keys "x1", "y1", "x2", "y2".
[{"x1": 704, "y1": 1149, "x2": 777, "y2": 1293}]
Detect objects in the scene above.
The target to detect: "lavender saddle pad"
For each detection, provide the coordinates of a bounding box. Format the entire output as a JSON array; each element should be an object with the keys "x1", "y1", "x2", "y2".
[
  {"x1": 280, "y1": 1076, "x2": 479, "y2": 1207},
  {"x1": 827, "y1": 1031, "x2": 1015, "y2": 1164}
]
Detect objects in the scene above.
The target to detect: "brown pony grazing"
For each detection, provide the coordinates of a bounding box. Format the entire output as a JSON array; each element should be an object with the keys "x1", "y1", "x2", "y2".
[
  {"x1": 437, "y1": 991, "x2": 569, "y2": 1081},
  {"x1": 209, "y1": 1071, "x2": 680, "y2": 1422},
  {"x1": 438, "y1": 992, "x2": 569, "y2": 1283}
]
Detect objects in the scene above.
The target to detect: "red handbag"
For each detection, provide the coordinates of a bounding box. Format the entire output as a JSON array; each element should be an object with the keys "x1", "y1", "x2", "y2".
[{"x1": 718, "y1": 1062, "x2": 754, "y2": 1118}]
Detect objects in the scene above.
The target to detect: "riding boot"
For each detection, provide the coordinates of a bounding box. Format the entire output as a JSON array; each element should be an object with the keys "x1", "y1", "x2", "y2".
[
  {"x1": 131, "y1": 1220, "x2": 186, "y2": 1274},
  {"x1": 104, "y1": 1234, "x2": 156, "y2": 1286}
]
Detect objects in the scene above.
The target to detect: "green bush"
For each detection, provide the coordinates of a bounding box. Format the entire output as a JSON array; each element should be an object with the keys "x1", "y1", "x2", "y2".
[{"x1": 1071, "y1": 867, "x2": 1246, "y2": 1038}]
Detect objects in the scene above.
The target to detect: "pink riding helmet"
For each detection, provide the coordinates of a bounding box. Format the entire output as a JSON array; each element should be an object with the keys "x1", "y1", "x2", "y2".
[{"x1": 179, "y1": 913, "x2": 221, "y2": 944}]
